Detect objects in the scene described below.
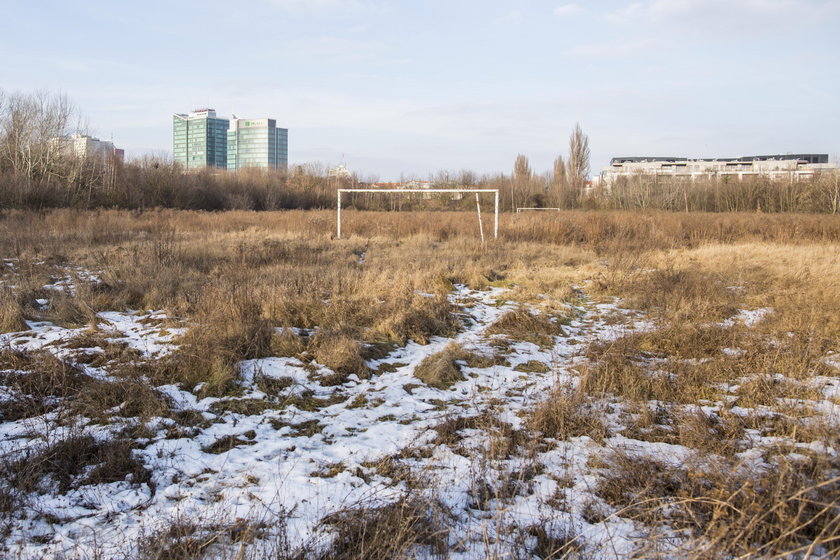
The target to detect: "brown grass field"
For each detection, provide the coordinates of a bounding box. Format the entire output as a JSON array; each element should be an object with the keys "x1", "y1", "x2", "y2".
[{"x1": 0, "y1": 208, "x2": 838, "y2": 559}]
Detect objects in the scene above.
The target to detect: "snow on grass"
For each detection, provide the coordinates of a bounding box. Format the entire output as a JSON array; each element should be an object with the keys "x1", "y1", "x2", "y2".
[{"x1": 0, "y1": 279, "x2": 836, "y2": 558}]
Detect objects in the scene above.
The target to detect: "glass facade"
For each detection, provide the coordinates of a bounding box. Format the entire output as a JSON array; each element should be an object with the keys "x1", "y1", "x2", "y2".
[
  {"x1": 227, "y1": 118, "x2": 289, "y2": 171},
  {"x1": 173, "y1": 110, "x2": 229, "y2": 170}
]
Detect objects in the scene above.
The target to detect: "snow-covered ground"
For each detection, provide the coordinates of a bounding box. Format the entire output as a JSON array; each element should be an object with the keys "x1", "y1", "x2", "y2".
[{"x1": 1, "y1": 274, "x2": 838, "y2": 558}]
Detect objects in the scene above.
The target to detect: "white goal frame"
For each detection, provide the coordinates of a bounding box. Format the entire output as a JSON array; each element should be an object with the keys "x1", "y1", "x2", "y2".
[{"x1": 336, "y1": 189, "x2": 500, "y2": 240}]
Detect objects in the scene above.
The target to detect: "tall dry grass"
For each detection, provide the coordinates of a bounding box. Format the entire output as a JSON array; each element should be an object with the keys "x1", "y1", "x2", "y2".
[{"x1": 0, "y1": 208, "x2": 839, "y2": 557}]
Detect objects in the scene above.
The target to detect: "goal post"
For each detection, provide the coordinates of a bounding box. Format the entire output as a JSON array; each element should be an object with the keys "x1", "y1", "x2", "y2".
[{"x1": 336, "y1": 189, "x2": 500, "y2": 240}]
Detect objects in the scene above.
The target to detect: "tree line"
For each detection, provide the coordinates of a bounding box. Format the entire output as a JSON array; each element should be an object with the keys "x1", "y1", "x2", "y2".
[{"x1": 1, "y1": 90, "x2": 837, "y2": 213}]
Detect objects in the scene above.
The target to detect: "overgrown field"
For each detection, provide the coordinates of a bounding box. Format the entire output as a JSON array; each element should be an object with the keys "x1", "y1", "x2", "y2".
[{"x1": 0, "y1": 209, "x2": 838, "y2": 559}]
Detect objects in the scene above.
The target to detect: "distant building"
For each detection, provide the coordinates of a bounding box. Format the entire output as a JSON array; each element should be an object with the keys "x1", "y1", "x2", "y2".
[
  {"x1": 53, "y1": 134, "x2": 124, "y2": 163},
  {"x1": 329, "y1": 163, "x2": 352, "y2": 179},
  {"x1": 226, "y1": 117, "x2": 288, "y2": 171},
  {"x1": 601, "y1": 154, "x2": 838, "y2": 186},
  {"x1": 173, "y1": 109, "x2": 229, "y2": 170}
]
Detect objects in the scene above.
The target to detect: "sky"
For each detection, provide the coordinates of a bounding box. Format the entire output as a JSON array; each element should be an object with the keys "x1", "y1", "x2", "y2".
[{"x1": 2, "y1": 0, "x2": 839, "y2": 180}]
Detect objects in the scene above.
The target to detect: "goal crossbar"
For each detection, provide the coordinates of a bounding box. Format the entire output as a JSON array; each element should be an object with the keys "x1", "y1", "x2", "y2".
[{"x1": 337, "y1": 189, "x2": 499, "y2": 239}]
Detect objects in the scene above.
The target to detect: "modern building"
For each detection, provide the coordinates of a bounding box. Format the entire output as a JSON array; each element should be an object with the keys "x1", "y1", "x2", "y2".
[
  {"x1": 173, "y1": 109, "x2": 229, "y2": 170},
  {"x1": 226, "y1": 117, "x2": 288, "y2": 171},
  {"x1": 601, "y1": 154, "x2": 838, "y2": 186}
]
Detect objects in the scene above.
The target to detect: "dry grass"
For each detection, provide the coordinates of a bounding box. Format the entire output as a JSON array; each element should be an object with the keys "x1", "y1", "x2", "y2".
[
  {"x1": 596, "y1": 450, "x2": 840, "y2": 557},
  {"x1": 308, "y1": 331, "x2": 371, "y2": 385},
  {"x1": 411, "y1": 342, "x2": 498, "y2": 389},
  {"x1": 317, "y1": 496, "x2": 448, "y2": 560},
  {"x1": 413, "y1": 343, "x2": 467, "y2": 389},
  {"x1": 486, "y1": 307, "x2": 566, "y2": 349},
  {"x1": 527, "y1": 388, "x2": 609, "y2": 444},
  {"x1": 138, "y1": 518, "x2": 268, "y2": 560},
  {"x1": 3, "y1": 433, "x2": 151, "y2": 495},
  {"x1": 1, "y1": 209, "x2": 839, "y2": 557},
  {"x1": 0, "y1": 287, "x2": 26, "y2": 333}
]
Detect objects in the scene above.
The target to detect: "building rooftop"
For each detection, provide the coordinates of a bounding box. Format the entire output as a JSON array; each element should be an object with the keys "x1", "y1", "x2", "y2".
[{"x1": 611, "y1": 154, "x2": 829, "y2": 165}]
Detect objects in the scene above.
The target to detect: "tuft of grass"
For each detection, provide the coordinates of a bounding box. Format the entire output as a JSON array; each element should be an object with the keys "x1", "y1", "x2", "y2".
[
  {"x1": 0, "y1": 349, "x2": 91, "y2": 420},
  {"x1": 0, "y1": 288, "x2": 26, "y2": 333},
  {"x1": 154, "y1": 271, "x2": 274, "y2": 397},
  {"x1": 255, "y1": 374, "x2": 295, "y2": 396},
  {"x1": 514, "y1": 360, "x2": 550, "y2": 373},
  {"x1": 309, "y1": 332, "x2": 372, "y2": 385},
  {"x1": 734, "y1": 374, "x2": 822, "y2": 408},
  {"x1": 596, "y1": 450, "x2": 840, "y2": 558},
  {"x1": 202, "y1": 432, "x2": 257, "y2": 454},
  {"x1": 270, "y1": 329, "x2": 306, "y2": 357},
  {"x1": 486, "y1": 307, "x2": 565, "y2": 349},
  {"x1": 3, "y1": 434, "x2": 151, "y2": 495},
  {"x1": 527, "y1": 387, "x2": 609, "y2": 443},
  {"x1": 368, "y1": 293, "x2": 459, "y2": 345},
  {"x1": 208, "y1": 398, "x2": 280, "y2": 416},
  {"x1": 318, "y1": 496, "x2": 448, "y2": 560},
  {"x1": 413, "y1": 343, "x2": 467, "y2": 389},
  {"x1": 137, "y1": 518, "x2": 265, "y2": 560},
  {"x1": 73, "y1": 375, "x2": 169, "y2": 421}
]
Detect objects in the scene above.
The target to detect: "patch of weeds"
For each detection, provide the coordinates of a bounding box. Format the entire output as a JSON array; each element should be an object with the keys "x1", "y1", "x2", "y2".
[
  {"x1": 309, "y1": 332, "x2": 371, "y2": 385},
  {"x1": 374, "y1": 361, "x2": 408, "y2": 374},
  {"x1": 346, "y1": 393, "x2": 370, "y2": 409},
  {"x1": 0, "y1": 288, "x2": 27, "y2": 333},
  {"x1": 461, "y1": 351, "x2": 511, "y2": 369},
  {"x1": 270, "y1": 418, "x2": 325, "y2": 437},
  {"x1": 402, "y1": 383, "x2": 422, "y2": 394},
  {"x1": 361, "y1": 341, "x2": 398, "y2": 361},
  {"x1": 208, "y1": 398, "x2": 280, "y2": 416},
  {"x1": 734, "y1": 375, "x2": 821, "y2": 408},
  {"x1": 171, "y1": 409, "x2": 211, "y2": 428},
  {"x1": 73, "y1": 377, "x2": 169, "y2": 421},
  {"x1": 368, "y1": 293, "x2": 460, "y2": 345},
  {"x1": 255, "y1": 374, "x2": 295, "y2": 396},
  {"x1": 281, "y1": 390, "x2": 345, "y2": 412},
  {"x1": 202, "y1": 432, "x2": 257, "y2": 454},
  {"x1": 138, "y1": 518, "x2": 265, "y2": 560},
  {"x1": 486, "y1": 307, "x2": 565, "y2": 349},
  {"x1": 318, "y1": 496, "x2": 448, "y2": 560},
  {"x1": 270, "y1": 329, "x2": 306, "y2": 357},
  {"x1": 0, "y1": 349, "x2": 93, "y2": 420},
  {"x1": 526, "y1": 524, "x2": 582, "y2": 559},
  {"x1": 310, "y1": 462, "x2": 345, "y2": 478},
  {"x1": 595, "y1": 450, "x2": 840, "y2": 557},
  {"x1": 514, "y1": 360, "x2": 550, "y2": 373},
  {"x1": 413, "y1": 343, "x2": 467, "y2": 389},
  {"x1": 4, "y1": 435, "x2": 151, "y2": 494},
  {"x1": 527, "y1": 388, "x2": 609, "y2": 443}
]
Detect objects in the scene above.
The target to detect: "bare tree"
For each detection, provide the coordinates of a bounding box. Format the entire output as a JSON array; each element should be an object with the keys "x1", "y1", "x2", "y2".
[
  {"x1": 553, "y1": 153, "x2": 577, "y2": 208},
  {"x1": 0, "y1": 90, "x2": 78, "y2": 183},
  {"x1": 567, "y1": 123, "x2": 590, "y2": 194},
  {"x1": 511, "y1": 154, "x2": 532, "y2": 210}
]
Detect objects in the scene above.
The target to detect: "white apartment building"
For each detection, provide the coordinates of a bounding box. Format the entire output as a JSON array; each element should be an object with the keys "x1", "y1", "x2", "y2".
[
  {"x1": 55, "y1": 134, "x2": 124, "y2": 163},
  {"x1": 600, "y1": 154, "x2": 837, "y2": 186}
]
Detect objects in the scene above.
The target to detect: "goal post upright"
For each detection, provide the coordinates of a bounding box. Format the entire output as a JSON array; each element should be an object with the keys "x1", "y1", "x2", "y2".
[
  {"x1": 335, "y1": 189, "x2": 500, "y2": 240},
  {"x1": 494, "y1": 190, "x2": 499, "y2": 240},
  {"x1": 337, "y1": 190, "x2": 342, "y2": 239}
]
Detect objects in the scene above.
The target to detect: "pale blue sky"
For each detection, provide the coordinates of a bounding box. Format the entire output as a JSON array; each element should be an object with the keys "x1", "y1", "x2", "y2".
[{"x1": 2, "y1": 0, "x2": 838, "y2": 179}]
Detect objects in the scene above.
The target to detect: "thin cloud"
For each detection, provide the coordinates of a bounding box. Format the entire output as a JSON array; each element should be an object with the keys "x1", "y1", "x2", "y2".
[
  {"x1": 285, "y1": 36, "x2": 398, "y2": 65},
  {"x1": 563, "y1": 38, "x2": 660, "y2": 58},
  {"x1": 262, "y1": 0, "x2": 372, "y2": 11},
  {"x1": 554, "y1": 3, "x2": 583, "y2": 16},
  {"x1": 606, "y1": 0, "x2": 837, "y2": 32}
]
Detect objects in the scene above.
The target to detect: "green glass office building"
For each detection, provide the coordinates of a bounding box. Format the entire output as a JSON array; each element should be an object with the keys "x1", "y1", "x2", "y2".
[
  {"x1": 227, "y1": 118, "x2": 289, "y2": 171},
  {"x1": 173, "y1": 109, "x2": 229, "y2": 170}
]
